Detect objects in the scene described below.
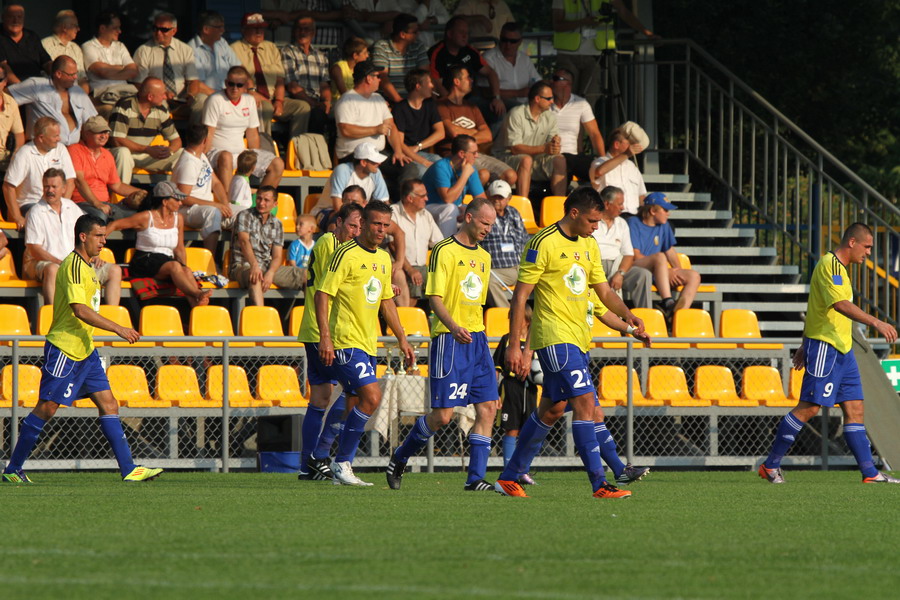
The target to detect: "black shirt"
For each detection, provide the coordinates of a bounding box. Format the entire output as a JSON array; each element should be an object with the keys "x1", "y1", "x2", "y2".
[
  {"x1": 428, "y1": 41, "x2": 485, "y2": 84},
  {"x1": 0, "y1": 29, "x2": 51, "y2": 81},
  {"x1": 392, "y1": 98, "x2": 440, "y2": 147}
]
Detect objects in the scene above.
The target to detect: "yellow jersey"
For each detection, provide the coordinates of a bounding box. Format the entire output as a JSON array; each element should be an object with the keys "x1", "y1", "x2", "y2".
[
  {"x1": 297, "y1": 232, "x2": 339, "y2": 343},
  {"x1": 318, "y1": 239, "x2": 394, "y2": 356},
  {"x1": 426, "y1": 236, "x2": 491, "y2": 336},
  {"x1": 804, "y1": 251, "x2": 853, "y2": 353},
  {"x1": 47, "y1": 251, "x2": 101, "y2": 360},
  {"x1": 586, "y1": 288, "x2": 609, "y2": 328},
  {"x1": 518, "y1": 223, "x2": 607, "y2": 352}
]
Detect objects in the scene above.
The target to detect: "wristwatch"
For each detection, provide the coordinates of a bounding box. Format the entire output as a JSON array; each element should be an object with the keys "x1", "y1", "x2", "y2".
[
  {"x1": 616, "y1": 270, "x2": 626, "y2": 277},
  {"x1": 416, "y1": 142, "x2": 423, "y2": 151}
]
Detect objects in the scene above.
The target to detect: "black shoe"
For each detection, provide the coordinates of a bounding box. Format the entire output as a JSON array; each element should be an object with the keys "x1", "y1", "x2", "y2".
[
  {"x1": 297, "y1": 471, "x2": 315, "y2": 481},
  {"x1": 464, "y1": 479, "x2": 494, "y2": 491},
  {"x1": 615, "y1": 464, "x2": 650, "y2": 485},
  {"x1": 385, "y1": 451, "x2": 407, "y2": 490},
  {"x1": 307, "y1": 457, "x2": 334, "y2": 481}
]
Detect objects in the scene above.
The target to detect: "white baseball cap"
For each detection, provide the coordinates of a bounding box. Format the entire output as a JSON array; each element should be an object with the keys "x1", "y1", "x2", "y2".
[
  {"x1": 353, "y1": 142, "x2": 388, "y2": 164},
  {"x1": 487, "y1": 180, "x2": 512, "y2": 198}
]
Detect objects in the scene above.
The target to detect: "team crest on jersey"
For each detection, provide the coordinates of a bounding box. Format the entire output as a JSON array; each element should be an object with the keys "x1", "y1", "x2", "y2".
[
  {"x1": 460, "y1": 271, "x2": 483, "y2": 301},
  {"x1": 363, "y1": 275, "x2": 382, "y2": 304},
  {"x1": 654, "y1": 235, "x2": 659, "y2": 246},
  {"x1": 242, "y1": 107, "x2": 250, "y2": 116},
  {"x1": 469, "y1": 259, "x2": 476, "y2": 268},
  {"x1": 573, "y1": 252, "x2": 580, "y2": 261},
  {"x1": 563, "y1": 264, "x2": 587, "y2": 296}
]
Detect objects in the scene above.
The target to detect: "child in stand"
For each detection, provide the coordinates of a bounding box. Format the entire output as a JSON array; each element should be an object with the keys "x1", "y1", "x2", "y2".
[
  {"x1": 330, "y1": 37, "x2": 369, "y2": 101},
  {"x1": 287, "y1": 215, "x2": 316, "y2": 272},
  {"x1": 223, "y1": 150, "x2": 257, "y2": 230}
]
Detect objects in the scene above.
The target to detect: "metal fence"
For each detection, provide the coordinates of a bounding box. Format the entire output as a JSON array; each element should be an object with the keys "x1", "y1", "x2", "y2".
[{"x1": 0, "y1": 334, "x2": 864, "y2": 473}]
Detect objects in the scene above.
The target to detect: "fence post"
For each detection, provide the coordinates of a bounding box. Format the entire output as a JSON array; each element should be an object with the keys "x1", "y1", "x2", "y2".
[
  {"x1": 221, "y1": 340, "x2": 230, "y2": 473},
  {"x1": 625, "y1": 339, "x2": 634, "y2": 463},
  {"x1": 10, "y1": 340, "x2": 19, "y2": 449}
]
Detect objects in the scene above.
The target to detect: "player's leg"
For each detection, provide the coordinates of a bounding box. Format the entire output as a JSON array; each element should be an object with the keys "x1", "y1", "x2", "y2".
[
  {"x1": 386, "y1": 406, "x2": 453, "y2": 490},
  {"x1": 311, "y1": 390, "x2": 348, "y2": 463},
  {"x1": 2, "y1": 399, "x2": 60, "y2": 482},
  {"x1": 299, "y1": 343, "x2": 334, "y2": 479},
  {"x1": 463, "y1": 339, "x2": 499, "y2": 490},
  {"x1": 331, "y1": 349, "x2": 379, "y2": 486}
]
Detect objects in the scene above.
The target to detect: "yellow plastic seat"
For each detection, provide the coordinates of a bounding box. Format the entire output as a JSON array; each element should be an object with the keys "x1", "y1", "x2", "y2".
[
  {"x1": 140, "y1": 305, "x2": 201, "y2": 347},
  {"x1": 591, "y1": 316, "x2": 626, "y2": 349},
  {"x1": 741, "y1": 366, "x2": 796, "y2": 407},
  {"x1": 694, "y1": 365, "x2": 757, "y2": 407},
  {"x1": 36, "y1": 304, "x2": 53, "y2": 335},
  {"x1": 239, "y1": 305, "x2": 298, "y2": 347},
  {"x1": 276, "y1": 193, "x2": 297, "y2": 233},
  {"x1": 185, "y1": 247, "x2": 217, "y2": 276},
  {"x1": 631, "y1": 307, "x2": 688, "y2": 349},
  {"x1": 0, "y1": 253, "x2": 39, "y2": 288},
  {"x1": 303, "y1": 192, "x2": 320, "y2": 215},
  {"x1": 1, "y1": 364, "x2": 41, "y2": 407},
  {"x1": 673, "y1": 308, "x2": 736, "y2": 349},
  {"x1": 257, "y1": 364, "x2": 307, "y2": 407},
  {"x1": 484, "y1": 307, "x2": 509, "y2": 348},
  {"x1": 156, "y1": 364, "x2": 211, "y2": 407},
  {"x1": 107, "y1": 364, "x2": 168, "y2": 408},
  {"x1": 207, "y1": 364, "x2": 271, "y2": 407},
  {"x1": 98, "y1": 247, "x2": 116, "y2": 264},
  {"x1": 284, "y1": 140, "x2": 304, "y2": 176},
  {"x1": 288, "y1": 306, "x2": 305, "y2": 337},
  {"x1": 0, "y1": 304, "x2": 41, "y2": 347},
  {"x1": 539, "y1": 195, "x2": 566, "y2": 227},
  {"x1": 719, "y1": 309, "x2": 783, "y2": 349},
  {"x1": 647, "y1": 365, "x2": 710, "y2": 407},
  {"x1": 190, "y1": 305, "x2": 252, "y2": 347},
  {"x1": 598, "y1": 365, "x2": 659, "y2": 406},
  {"x1": 387, "y1": 306, "x2": 430, "y2": 340},
  {"x1": 509, "y1": 195, "x2": 539, "y2": 234},
  {"x1": 790, "y1": 368, "x2": 805, "y2": 400},
  {"x1": 95, "y1": 305, "x2": 153, "y2": 348}
]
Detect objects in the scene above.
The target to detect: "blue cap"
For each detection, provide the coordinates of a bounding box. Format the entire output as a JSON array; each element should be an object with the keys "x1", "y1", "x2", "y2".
[{"x1": 644, "y1": 192, "x2": 677, "y2": 210}]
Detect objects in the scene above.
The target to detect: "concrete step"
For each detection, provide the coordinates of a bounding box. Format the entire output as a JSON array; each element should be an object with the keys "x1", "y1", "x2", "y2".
[
  {"x1": 758, "y1": 321, "x2": 806, "y2": 333},
  {"x1": 712, "y1": 283, "x2": 809, "y2": 294},
  {"x1": 678, "y1": 246, "x2": 777, "y2": 258},
  {"x1": 665, "y1": 192, "x2": 710, "y2": 203},
  {"x1": 674, "y1": 227, "x2": 754, "y2": 239},
  {"x1": 722, "y1": 301, "x2": 808, "y2": 311},
  {"x1": 669, "y1": 210, "x2": 732, "y2": 222},
  {"x1": 693, "y1": 264, "x2": 800, "y2": 276},
  {"x1": 644, "y1": 173, "x2": 690, "y2": 185}
]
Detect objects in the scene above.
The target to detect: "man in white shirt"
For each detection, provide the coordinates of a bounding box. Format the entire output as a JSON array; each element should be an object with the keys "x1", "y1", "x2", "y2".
[
  {"x1": 390, "y1": 177, "x2": 443, "y2": 307},
  {"x1": 591, "y1": 185, "x2": 651, "y2": 308},
  {"x1": 590, "y1": 126, "x2": 646, "y2": 216},
  {"x1": 41, "y1": 10, "x2": 89, "y2": 93},
  {"x1": 132, "y1": 13, "x2": 200, "y2": 118},
  {"x1": 189, "y1": 11, "x2": 242, "y2": 126},
  {"x1": 2, "y1": 117, "x2": 75, "y2": 230},
  {"x1": 81, "y1": 11, "x2": 138, "y2": 115},
  {"x1": 315, "y1": 142, "x2": 390, "y2": 218},
  {"x1": 550, "y1": 67, "x2": 605, "y2": 183},
  {"x1": 482, "y1": 22, "x2": 540, "y2": 110},
  {"x1": 202, "y1": 65, "x2": 285, "y2": 193}
]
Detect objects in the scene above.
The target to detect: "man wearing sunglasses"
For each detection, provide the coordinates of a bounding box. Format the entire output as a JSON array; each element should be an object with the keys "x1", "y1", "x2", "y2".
[
  {"x1": 41, "y1": 10, "x2": 89, "y2": 94},
  {"x1": 482, "y1": 22, "x2": 540, "y2": 110},
  {"x1": 133, "y1": 13, "x2": 200, "y2": 118}
]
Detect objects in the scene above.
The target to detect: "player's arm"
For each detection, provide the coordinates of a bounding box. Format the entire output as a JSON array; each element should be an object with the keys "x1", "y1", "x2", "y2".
[
  {"x1": 593, "y1": 281, "x2": 643, "y2": 333},
  {"x1": 792, "y1": 337, "x2": 807, "y2": 370},
  {"x1": 71, "y1": 303, "x2": 140, "y2": 343},
  {"x1": 381, "y1": 297, "x2": 415, "y2": 367},
  {"x1": 506, "y1": 282, "x2": 534, "y2": 379},
  {"x1": 598, "y1": 310, "x2": 650, "y2": 345},
  {"x1": 314, "y1": 289, "x2": 335, "y2": 365},
  {"x1": 428, "y1": 294, "x2": 471, "y2": 344},
  {"x1": 832, "y1": 300, "x2": 898, "y2": 343}
]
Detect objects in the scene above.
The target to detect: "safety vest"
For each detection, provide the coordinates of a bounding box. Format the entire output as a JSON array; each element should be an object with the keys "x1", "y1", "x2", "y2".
[{"x1": 554, "y1": 0, "x2": 616, "y2": 52}]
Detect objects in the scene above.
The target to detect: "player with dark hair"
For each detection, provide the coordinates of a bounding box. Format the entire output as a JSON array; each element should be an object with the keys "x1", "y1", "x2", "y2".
[
  {"x1": 2, "y1": 215, "x2": 162, "y2": 483},
  {"x1": 760, "y1": 222, "x2": 899, "y2": 484},
  {"x1": 386, "y1": 198, "x2": 498, "y2": 491}
]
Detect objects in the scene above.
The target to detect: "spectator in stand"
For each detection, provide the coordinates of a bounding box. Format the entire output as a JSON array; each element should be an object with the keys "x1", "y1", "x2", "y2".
[
  {"x1": 9, "y1": 56, "x2": 97, "y2": 145},
  {"x1": 231, "y1": 185, "x2": 307, "y2": 306},
  {"x1": 287, "y1": 215, "x2": 317, "y2": 268},
  {"x1": 422, "y1": 133, "x2": 486, "y2": 237},
  {"x1": 333, "y1": 60, "x2": 409, "y2": 164},
  {"x1": 453, "y1": 0, "x2": 514, "y2": 43},
  {"x1": 0, "y1": 5, "x2": 51, "y2": 84},
  {"x1": 412, "y1": 0, "x2": 450, "y2": 48},
  {"x1": 390, "y1": 177, "x2": 443, "y2": 307},
  {"x1": 202, "y1": 65, "x2": 285, "y2": 194},
  {"x1": 550, "y1": 67, "x2": 605, "y2": 183},
  {"x1": 231, "y1": 12, "x2": 310, "y2": 144},
  {"x1": 3, "y1": 117, "x2": 75, "y2": 230},
  {"x1": 171, "y1": 124, "x2": 231, "y2": 256},
  {"x1": 482, "y1": 22, "x2": 541, "y2": 110},
  {"x1": 24, "y1": 167, "x2": 122, "y2": 306},
  {"x1": 629, "y1": 192, "x2": 700, "y2": 315},
  {"x1": 436, "y1": 66, "x2": 516, "y2": 188},
  {"x1": 68, "y1": 115, "x2": 146, "y2": 223},
  {"x1": 313, "y1": 142, "x2": 391, "y2": 222},
  {"x1": 592, "y1": 185, "x2": 651, "y2": 309},
  {"x1": 590, "y1": 126, "x2": 645, "y2": 216},
  {"x1": 42, "y1": 10, "x2": 89, "y2": 94},
  {"x1": 261, "y1": 0, "x2": 347, "y2": 49},
  {"x1": 108, "y1": 78, "x2": 182, "y2": 185},
  {"x1": 480, "y1": 180, "x2": 528, "y2": 307},
  {"x1": 133, "y1": 13, "x2": 200, "y2": 120},
  {"x1": 494, "y1": 80, "x2": 567, "y2": 199},
  {"x1": 330, "y1": 37, "x2": 369, "y2": 102},
  {"x1": 372, "y1": 14, "x2": 429, "y2": 104},
  {"x1": 228, "y1": 150, "x2": 258, "y2": 223},
  {"x1": 282, "y1": 17, "x2": 332, "y2": 135},
  {"x1": 106, "y1": 181, "x2": 212, "y2": 307},
  {"x1": 189, "y1": 11, "x2": 242, "y2": 126},
  {"x1": 0, "y1": 63, "x2": 24, "y2": 170},
  {"x1": 392, "y1": 69, "x2": 444, "y2": 181},
  {"x1": 81, "y1": 11, "x2": 138, "y2": 116}
]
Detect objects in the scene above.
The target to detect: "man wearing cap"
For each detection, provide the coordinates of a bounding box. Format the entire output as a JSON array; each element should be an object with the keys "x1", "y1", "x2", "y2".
[
  {"x1": 312, "y1": 142, "x2": 390, "y2": 222},
  {"x1": 593, "y1": 185, "x2": 652, "y2": 309},
  {"x1": 422, "y1": 134, "x2": 487, "y2": 237},
  {"x1": 480, "y1": 179, "x2": 529, "y2": 307},
  {"x1": 390, "y1": 178, "x2": 443, "y2": 307},
  {"x1": 590, "y1": 126, "x2": 646, "y2": 217},
  {"x1": 132, "y1": 13, "x2": 200, "y2": 118},
  {"x1": 231, "y1": 12, "x2": 311, "y2": 144},
  {"x1": 629, "y1": 192, "x2": 700, "y2": 315},
  {"x1": 24, "y1": 167, "x2": 122, "y2": 306},
  {"x1": 333, "y1": 59, "x2": 409, "y2": 164},
  {"x1": 9, "y1": 55, "x2": 97, "y2": 145},
  {"x1": 550, "y1": 67, "x2": 605, "y2": 183},
  {"x1": 68, "y1": 115, "x2": 146, "y2": 223}
]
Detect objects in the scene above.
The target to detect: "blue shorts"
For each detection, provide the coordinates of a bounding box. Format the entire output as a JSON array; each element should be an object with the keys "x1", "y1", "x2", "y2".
[
  {"x1": 331, "y1": 348, "x2": 378, "y2": 392},
  {"x1": 799, "y1": 338, "x2": 864, "y2": 407},
  {"x1": 429, "y1": 331, "x2": 498, "y2": 408},
  {"x1": 305, "y1": 342, "x2": 338, "y2": 386},
  {"x1": 39, "y1": 342, "x2": 109, "y2": 406},
  {"x1": 535, "y1": 343, "x2": 596, "y2": 403}
]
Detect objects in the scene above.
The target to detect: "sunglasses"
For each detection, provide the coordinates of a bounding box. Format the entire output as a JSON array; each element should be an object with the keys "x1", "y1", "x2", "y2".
[
  {"x1": 225, "y1": 81, "x2": 245, "y2": 88},
  {"x1": 539, "y1": 95, "x2": 554, "y2": 101},
  {"x1": 552, "y1": 75, "x2": 571, "y2": 82},
  {"x1": 0, "y1": 76, "x2": 6, "y2": 83},
  {"x1": 500, "y1": 37, "x2": 522, "y2": 44},
  {"x1": 155, "y1": 26, "x2": 175, "y2": 33}
]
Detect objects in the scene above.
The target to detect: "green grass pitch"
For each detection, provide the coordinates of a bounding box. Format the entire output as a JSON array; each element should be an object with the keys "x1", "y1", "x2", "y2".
[{"x1": 2, "y1": 470, "x2": 900, "y2": 599}]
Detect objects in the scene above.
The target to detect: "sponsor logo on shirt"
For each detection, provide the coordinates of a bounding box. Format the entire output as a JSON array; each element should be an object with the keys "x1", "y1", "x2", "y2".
[
  {"x1": 364, "y1": 275, "x2": 382, "y2": 304},
  {"x1": 460, "y1": 271, "x2": 483, "y2": 301},
  {"x1": 563, "y1": 263, "x2": 587, "y2": 296}
]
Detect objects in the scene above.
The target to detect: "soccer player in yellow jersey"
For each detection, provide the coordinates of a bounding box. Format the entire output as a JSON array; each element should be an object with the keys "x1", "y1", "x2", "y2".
[
  {"x1": 386, "y1": 199, "x2": 499, "y2": 491},
  {"x1": 296, "y1": 203, "x2": 363, "y2": 481},
  {"x1": 495, "y1": 187, "x2": 645, "y2": 499},
  {"x1": 316, "y1": 200, "x2": 415, "y2": 486},
  {"x1": 760, "y1": 223, "x2": 898, "y2": 484},
  {"x1": 2, "y1": 214, "x2": 162, "y2": 484}
]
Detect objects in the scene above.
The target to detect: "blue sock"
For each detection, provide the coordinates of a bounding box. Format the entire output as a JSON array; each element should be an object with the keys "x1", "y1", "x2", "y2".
[
  {"x1": 499, "y1": 412, "x2": 550, "y2": 481},
  {"x1": 467, "y1": 433, "x2": 491, "y2": 484},
  {"x1": 4, "y1": 413, "x2": 46, "y2": 473},
  {"x1": 335, "y1": 407, "x2": 370, "y2": 463},
  {"x1": 595, "y1": 421, "x2": 626, "y2": 478},
  {"x1": 765, "y1": 412, "x2": 804, "y2": 469},
  {"x1": 99, "y1": 415, "x2": 136, "y2": 478},
  {"x1": 502, "y1": 435, "x2": 517, "y2": 468},
  {"x1": 574, "y1": 420, "x2": 606, "y2": 492},
  {"x1": 394, "y1": 415, "x2": 435, "y2": 462},
  {"x1": 299, "y1": 406, "x2": 326, "y2": 470},
  {"x1": 843, "y1": 423, "x2": 879, "y2": 478},
  {"x1": 313, "y1": 393, "x2": 346, "y2": 460}
]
